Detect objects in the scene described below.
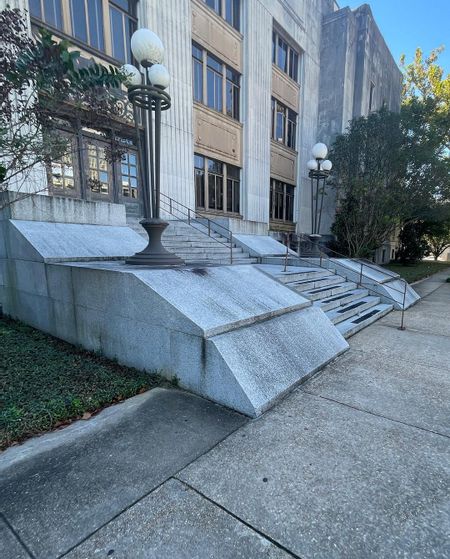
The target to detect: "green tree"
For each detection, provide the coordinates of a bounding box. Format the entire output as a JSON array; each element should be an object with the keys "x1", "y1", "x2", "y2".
[
  {"x1": 0, "y1": 8, "x2": 126, "y2": 199},
  {"x1": 330, "y1": 108, "x2": 407, "y2": 257}
]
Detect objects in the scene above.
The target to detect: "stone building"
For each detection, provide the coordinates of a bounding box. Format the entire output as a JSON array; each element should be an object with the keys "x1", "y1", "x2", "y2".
[{"x1": 2, "y1": 0, "x2": 401, "y2": 243}]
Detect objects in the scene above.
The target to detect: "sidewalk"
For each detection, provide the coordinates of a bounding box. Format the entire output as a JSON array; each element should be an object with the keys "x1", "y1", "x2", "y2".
[{"x1": 1, "y1": 271, "x2": 449, "y2": 558}]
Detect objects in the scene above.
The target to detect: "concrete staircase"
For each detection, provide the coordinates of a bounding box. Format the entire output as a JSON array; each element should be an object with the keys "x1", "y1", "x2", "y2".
[
  {"x1": 128, "y1": 219, "x2": 258, "y2": 265},
  {"x1": 260, "y1": 265, "x2": 393, "y2": 338}
]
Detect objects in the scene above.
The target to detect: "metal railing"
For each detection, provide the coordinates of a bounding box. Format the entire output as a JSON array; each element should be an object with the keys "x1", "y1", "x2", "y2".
[
  {"x1": 159, "y1": 193, "x2": 235, "y2": 264},
  {"x1": 282, "y1": 232, "x2": 409, "y2": 330}
]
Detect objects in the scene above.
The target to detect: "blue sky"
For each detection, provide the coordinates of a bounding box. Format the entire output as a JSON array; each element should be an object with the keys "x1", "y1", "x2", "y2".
[{"x1": 343, "y1": 0, "x2": 450, "y2": 74}]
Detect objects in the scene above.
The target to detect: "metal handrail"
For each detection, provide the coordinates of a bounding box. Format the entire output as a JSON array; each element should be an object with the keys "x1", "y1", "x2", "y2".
[
  {"x1": 159, "y1": 193, "x2": 234, "y2": 264},
  {"x1": 282, "y1": 232, "x2": 409, "y2": 328}
]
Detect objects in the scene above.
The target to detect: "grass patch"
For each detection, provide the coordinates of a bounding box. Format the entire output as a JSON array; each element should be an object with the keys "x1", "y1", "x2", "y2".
[
  {"x1": 0, "y1": 316, "x2": 173, "y2": 450},
  {"x1": 383, "y1": 260, "x2": 450, "y2": 283}
]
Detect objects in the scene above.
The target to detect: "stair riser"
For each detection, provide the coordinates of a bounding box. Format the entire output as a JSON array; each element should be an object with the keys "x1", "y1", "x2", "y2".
[
  {"x1": 291, "y1": 276, "x2": 343, "y2": 292},
  {"x1": 340, "y1": 306, "x2": 393, "y2": 338},
  {"x1": 330, "y1": 299, "x2": 381, "y2": 325},
  {"x1": 304, "y1": 283, "x2": 357, "y2": 302},
  {"x1": 317, "y1": 290, "x2": 370, "y2": 311},
  {"x1": 278, "y1": 271, "x2": 333, "y2": 283}
]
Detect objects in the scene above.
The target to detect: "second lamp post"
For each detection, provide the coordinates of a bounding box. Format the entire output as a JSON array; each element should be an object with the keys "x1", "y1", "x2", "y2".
[{"x1": 306, "y1": 142, "x2": 332, "y2": 257}]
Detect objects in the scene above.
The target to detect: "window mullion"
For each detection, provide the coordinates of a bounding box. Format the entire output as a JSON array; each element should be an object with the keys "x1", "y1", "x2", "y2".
[
  {"x1": 222, "y1": 64, "x2": 226, "y2": 115},
  {"x1": 61, "y1": 0, "x2": 72, "y2": 34},
  {"x1": 202, "y1": 50, "x2": 207, "y2": 104}
]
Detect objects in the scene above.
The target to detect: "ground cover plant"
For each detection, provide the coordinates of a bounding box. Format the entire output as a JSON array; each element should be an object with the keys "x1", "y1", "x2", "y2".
[
  {"x1": 383, "y1": 260, "x2": 450, "y2": 283},
  {"x1": 0, "y1": 316, "x2": 172, "y2": 449}
]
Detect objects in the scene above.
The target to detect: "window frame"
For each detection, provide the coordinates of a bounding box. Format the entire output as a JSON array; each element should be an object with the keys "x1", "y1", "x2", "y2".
[
  {"x1": 271, "y1": 98, "x2": 297, "y2": 150},
  {"x1": 192, "y1": 44, "x2": 241, "y2": 122},
  {"x1": 272, "y1": 28, "x2": 301, "y2": 82},
  {"x1": 270, "y1": 179, "x2": 296, "y2": 223},
  {"x1": 194, "y1": 154, "x2": 241, "y2": 215},
  {"x1": 203, "y1": 0, "x2": 241, "y2": 32}
]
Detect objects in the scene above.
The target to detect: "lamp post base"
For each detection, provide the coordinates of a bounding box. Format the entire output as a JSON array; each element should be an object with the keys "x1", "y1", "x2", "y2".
[
  {"x1": 308, "y1": 234, "x2": 322, "y2": 258},
  {"x1": 126, "y1": 218, "x2": 185, "y2": 267}
]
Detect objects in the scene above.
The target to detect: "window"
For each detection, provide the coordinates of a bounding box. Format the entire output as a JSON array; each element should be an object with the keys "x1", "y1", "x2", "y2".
[
  {"x1": 192, "y1": 44, "x2": 204, "y2": 103},
  {"x1": 87, "y1": 143, "x2": 110, "y2": 195},
  {"x1": 203, "y1": 0, "x2": 240, "y2": 31},
  {"x1": 194, "y1": 155, "x2": 240, "y2": 214},
  {"x1": 226, "y1": 68, "x2": 240, "y2": 119},
  {"x1": 208, "y1": 158, "x2": 224, "y2": 211},
  {"x1": 120, "y1": 151, "x2": 138, "y2": 198},
  {"x1": 109, "y1": 0, "x2": 137, "y2": 63},
  {"x1": 272, "y1": 29, "x2": 301, "y2": 82},
  {"x1": 193, "y1": 45, "x2": 240, "y2": 121},
  {"x1": 270, "y1": 180, "x2": 295, "y2": 222},
  {"x1": 49, "y1": 152, "x2": 75, "y2": 191},
  {"x1": 226, "y1": 164, "x2": 240, "y2": 214},
  {"x1": 207, "y1": 54, "x2": 223, "y2": 112},
  {"x1": 194, "y1": 154, "x2": 205, "y2": 208},
  {"x1": 225, "y1": 0, "x2": 240, "y2": 30},
  {"x1": 30, "y1": 0, "x2": 63, "y2": 29},
  {"x1": 271, "y1": 98, "x2": 297, "y2": 149}
]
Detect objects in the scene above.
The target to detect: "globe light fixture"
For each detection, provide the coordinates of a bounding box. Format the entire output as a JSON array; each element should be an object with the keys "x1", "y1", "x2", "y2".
[
  {"x1": 125, "y1": 28, "x2": 183, "y2": 267},
  {"x1": 147, "y1": 64, "x2": 170, "y2": 89},
  {"x1": 321, "y1": 159, "x2": 332, "y2": 172},
  {"x1": 311, "y1": 142, "x2": 328, "y2": 160},
  {"x1": 121, "y1": 64, "x2": 142, "y2": 86},
  {"x1": 306, "y1": 143, "x2": 332, "y2": 257},
  {"x1": 130, "y1": 28, "x2": 164, "y2": 66}
]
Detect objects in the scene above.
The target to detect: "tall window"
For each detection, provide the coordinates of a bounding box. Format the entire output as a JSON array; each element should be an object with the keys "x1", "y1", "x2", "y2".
[
  {"x1": 192, "y1": 44, "x2": 204, "y2": 103},
  {"x1": 69, "y1": 0, "x2": 104, "y2": 51},
  {"x1": 48, "y1": 152, "x2": 75, "y2": 191},
  {"x1": 270, "y1": 179, "x2": 295, "y2": 222},
  {"x1": 226, "y1": 68, "x2": 240, "y2": 119},
  {"x1": 109, "y1": 1, "x2": 137, "y2": 63},
  {"x1": 272, "y1": 29, "x2": 300, "y2": 82},
  {"x1": 121, "y1": 151, "x2": 138, "y2": 198},
  {"x1": 203, "y1": 0, "x2": 240, "y2": 31},
  {"x1": 193, "y1": 45, "x2": 240, "y2": 121},
  {"x1": 194, "y1": 154, "x2": 240, "y2": 214},
  {"x1": 87, "y1": 142, "x2": 110, "y2": 195},
  {"x1": 207, "y1": 55, "x2": 223, "y2": 112},
  {"x1": 30, "y1": 0, "x2": 63, "y2": 29},
  {"x1": 271, "y1": 98, "x2": 297, "y2": 149}
]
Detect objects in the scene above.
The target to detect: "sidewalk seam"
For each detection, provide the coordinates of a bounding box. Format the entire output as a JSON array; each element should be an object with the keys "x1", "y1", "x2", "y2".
[
  {"x1": 57, "y1": 418, "x2": 247, "y2": 558},
  {"x1": 300, "y1": 390, "x2": 450, "y2": 439},
  {"x1": 175, "y1": 478, "x2": 304, "y2": 559},
  {"x1": 0, "y1": 512, "x2": 36, "y2": 559}
]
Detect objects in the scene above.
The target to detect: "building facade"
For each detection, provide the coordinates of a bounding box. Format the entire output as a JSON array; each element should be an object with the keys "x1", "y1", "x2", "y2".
[{"x1": 3, "y1": 0, "x2": 402, "y2": 240}]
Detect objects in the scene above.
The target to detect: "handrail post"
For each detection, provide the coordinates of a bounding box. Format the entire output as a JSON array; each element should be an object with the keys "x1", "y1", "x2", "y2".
[
  {"x1": 284, "y1": 233, "x2": 290, "y2": 272},
  {"x1": 208, "y1": 220, "x2": 211, "y2": 237},
  {"x1": 169, "y1": 197, "x2": 172, "y2": 214},
  {"x1": 359, "y1": 262, "x2": 363, "y2": 287},
  {"x1": 398, "y1": 280, "x2": 407, "y2": 331},
  {"x1": 188, "y1": 208, "x2": 191, "y2": 225},
  {"x1": 319, "y1": 251, "x2": 322, "y2": 268},
  {"x1": 230, "y1": 238, "x2": 233, "y2": 265}
]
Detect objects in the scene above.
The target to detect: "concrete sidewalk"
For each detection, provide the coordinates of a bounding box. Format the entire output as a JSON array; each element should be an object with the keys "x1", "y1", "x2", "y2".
[{"x1": 1, "y1": 271, "x2": 449, "y2": 558}]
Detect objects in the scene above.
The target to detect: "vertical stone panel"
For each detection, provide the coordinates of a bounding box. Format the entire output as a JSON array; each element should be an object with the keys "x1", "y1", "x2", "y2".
[{"x1": 141, "y1": 0, "x2": 195, "y2": 212}]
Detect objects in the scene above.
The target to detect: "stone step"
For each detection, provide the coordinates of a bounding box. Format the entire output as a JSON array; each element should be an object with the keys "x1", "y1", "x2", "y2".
[
  {"x1": 181, "y1": 257, "x2": 259, "y2": 265},
  {"x1": 275, "y1": 269, "x2": 334, "y2": 284},
  {"x1": 302, "y1": 281, "x2": 357, "y2": 302},
  {"x1": 287, "y1": 275, "x2": 343, "y2": 293},
  {"x1": 314, "y1": 288, "x2": 369, "y2": 312},
  {"x1": 162, "y1": 239, "x2": 231, "y2": 248},
  {"x1": 166, "y1": 246, "x2": 243, "y2": 256},
  {"x1": 336, "y1": 303, "x2": 394, "y2": 338},
  {"x1": 325, "y1": 295, "x2": 381, "y2": 325}
]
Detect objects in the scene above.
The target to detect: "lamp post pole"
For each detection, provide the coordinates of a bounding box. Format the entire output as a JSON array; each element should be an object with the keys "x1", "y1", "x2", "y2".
[
  {"x1": 122, "y1": 29, "x2": 184, "y2": 267},
  {"x1": 306, "y1": 143, "x2": 332, "y2": 257}
]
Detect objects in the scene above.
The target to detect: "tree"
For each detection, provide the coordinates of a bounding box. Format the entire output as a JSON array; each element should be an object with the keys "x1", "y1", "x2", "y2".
[
  {"x1": 330, "y1": 108, "x2": 407, "y2": 257},
  {"x1": 0, "y1": 8, "x2": 126, "y2": 201},
  {"x1": 396, "y1": 221, "x2": 429, "y2": 264}
]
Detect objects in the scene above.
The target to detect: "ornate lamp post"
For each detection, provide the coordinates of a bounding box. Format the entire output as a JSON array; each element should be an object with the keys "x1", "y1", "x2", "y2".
[
  {"x1": 122, "y1": 29, "x2": 183, "y2": 266},
  {"x1": 306, "y1": 142, "x2": 332, "y2": 257}
]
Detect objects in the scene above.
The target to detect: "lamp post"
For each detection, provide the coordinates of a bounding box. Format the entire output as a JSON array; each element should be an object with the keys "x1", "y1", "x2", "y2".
[
  {"x1": 306, "y1": 142, "x2": 332, "y2": 257},
  {"x1": 122, "y1": 28, "x2": 183, "y2": 266}
]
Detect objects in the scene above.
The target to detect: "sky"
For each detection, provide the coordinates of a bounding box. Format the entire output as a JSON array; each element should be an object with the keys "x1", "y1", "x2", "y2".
[{"x1": 343, "y1": 0, "x2": 450, "y2": 74}]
